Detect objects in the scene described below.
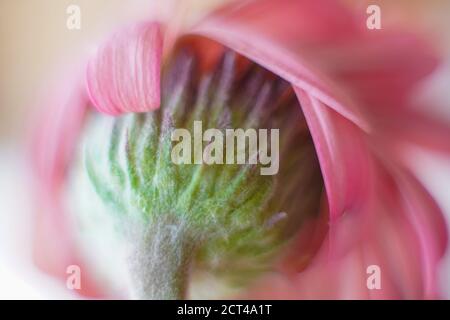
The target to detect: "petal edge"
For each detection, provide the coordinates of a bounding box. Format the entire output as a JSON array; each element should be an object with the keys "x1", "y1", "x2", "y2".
[{"x1": 86, "y1": 22, "x2": 163, "y2": 115}]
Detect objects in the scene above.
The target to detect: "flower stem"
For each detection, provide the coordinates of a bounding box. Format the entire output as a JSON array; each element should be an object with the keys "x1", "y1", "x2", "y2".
[{"x1": 128, "y1": 217, "x2": 194, "y2": 299}]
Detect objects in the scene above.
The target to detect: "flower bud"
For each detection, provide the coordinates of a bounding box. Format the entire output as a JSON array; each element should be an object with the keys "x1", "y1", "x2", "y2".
[{"x1": 69, "y1": 47, "x2": 323, "y2": 299}]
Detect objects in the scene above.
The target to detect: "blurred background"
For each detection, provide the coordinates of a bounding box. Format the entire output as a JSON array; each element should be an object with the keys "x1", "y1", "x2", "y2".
[{"x1": 0, "y1": 0, "x2": 450, "y2": 298}]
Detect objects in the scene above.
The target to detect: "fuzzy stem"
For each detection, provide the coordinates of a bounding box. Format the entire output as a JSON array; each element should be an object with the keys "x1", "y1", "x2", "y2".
[{"x1": 128, "y1": 217, "x2": 194, "y2": 299}]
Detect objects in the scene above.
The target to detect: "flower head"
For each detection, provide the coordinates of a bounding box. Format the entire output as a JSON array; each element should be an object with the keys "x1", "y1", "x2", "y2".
[{"x1": 32, "y1": 0, "x2": 450, "y2": 299}]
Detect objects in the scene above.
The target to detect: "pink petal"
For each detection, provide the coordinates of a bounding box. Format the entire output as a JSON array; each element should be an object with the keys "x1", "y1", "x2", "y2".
[
  {"x1": 31, "y1": 65, "x2": 88, "y2": 189},
  {"x1": 370, "y1": 107, "x2": 450, "y2": 155},
  {"x1": 86, "y1": 22, "x2": 163, "y2": 115},
  {"x1": 189, "y1": 0, "x2": 369, "y2": 130},
  {"x1": 189, "y1": 0, "x2": 443, "y2": 130},
  {"x1": 394, "y1": 169, "x2": 448, "y2": 296},
  {"x1": 295, "y1": 88, "x2": 372, "y2": 222},
  {"x1": 245, "y1": 160, "x2": 447, "y2": 299},
  {"x1": 312, "y1": 31, "x2": 439, "y2": 111},
  {"x1": 30, "y1": 65, "x2": 102, "y2": 297}
]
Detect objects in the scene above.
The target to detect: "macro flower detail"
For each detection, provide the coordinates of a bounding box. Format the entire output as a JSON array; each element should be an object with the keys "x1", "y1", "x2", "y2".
[
  {"x1": 76, "y1": 49, "x2": 322, "y2": 299},
  {"x1": 31, "y1": 0, "x2": 450, "y2": 299},
  {"x1": 86, "y1": 22, "x2": 162, "y2": 115}
]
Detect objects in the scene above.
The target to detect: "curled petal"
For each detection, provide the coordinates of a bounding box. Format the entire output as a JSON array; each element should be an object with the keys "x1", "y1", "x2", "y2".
[
  {"x1": 395, "y1": 169, "x2": 448, "y2": 296},
  {"x1": 189, "y1": 0, "x2": 370, "y2": 130},
  {"x1": 295, "y1": 88, "x2": 372, "y2": 222},
  {"x1": 86, "y1": 22, "x2": 163, "y2": 115}
]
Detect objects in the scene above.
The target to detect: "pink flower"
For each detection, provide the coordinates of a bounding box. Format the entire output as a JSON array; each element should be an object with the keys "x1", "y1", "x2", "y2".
[{"x1": 32, "y1": 0, "x2": 450, "y2": 299}]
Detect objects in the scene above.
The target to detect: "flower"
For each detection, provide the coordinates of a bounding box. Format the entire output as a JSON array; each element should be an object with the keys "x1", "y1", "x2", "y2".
[{"x1": 32, "y1": 0, "x2": 450, "y2": 299}]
